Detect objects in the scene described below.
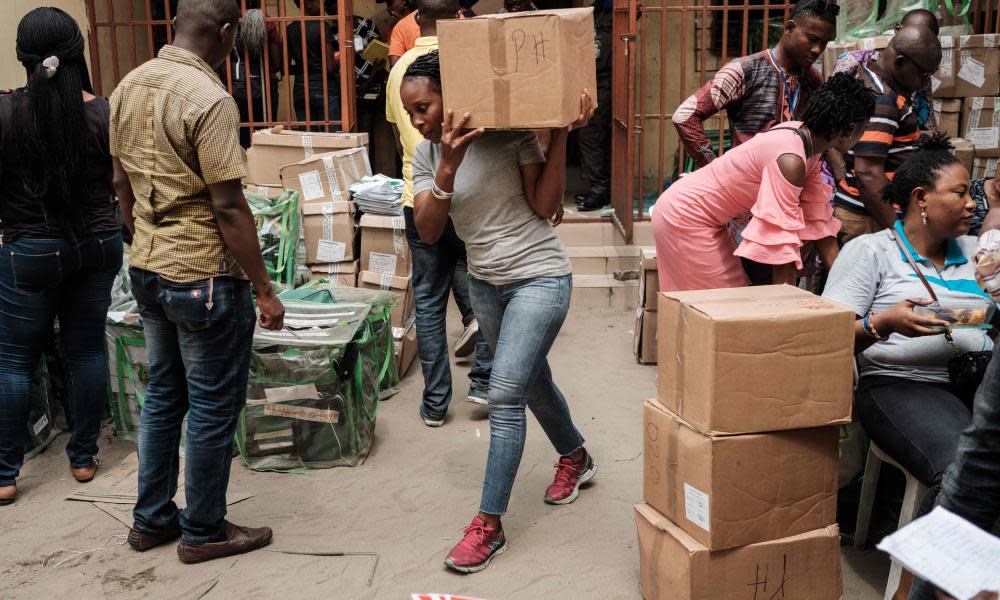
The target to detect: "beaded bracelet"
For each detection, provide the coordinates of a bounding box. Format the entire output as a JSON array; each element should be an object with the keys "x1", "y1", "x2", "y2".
[{"x1": 862, "y1": 311, "x2": 884, "y2": 341}]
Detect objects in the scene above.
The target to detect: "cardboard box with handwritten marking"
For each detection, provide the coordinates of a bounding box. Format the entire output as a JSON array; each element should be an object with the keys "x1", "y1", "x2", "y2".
[
  {"x1": 656, "y1": 285, "x2": 854, "y2": 435},
  {"x1": 437, "y1": 8, "x2": 597, "y2": 130},
  {"x1": 642, "y1": 399, "x2": 838, "y2": 550},
  {"x1": 247, "y1": 126, "x2": 368, "y2": 186},
  {"x1": 635, "y1": 503, "x2": 843, "y2": 600}
]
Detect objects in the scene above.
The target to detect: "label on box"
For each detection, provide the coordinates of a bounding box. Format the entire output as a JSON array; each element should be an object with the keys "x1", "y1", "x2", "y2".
[
  {"x1": 379, "y1": 272, "x2": 393, "y2": 290},
  {"x1": 683, "y1": 483, "x2": 711, "y2": 532},
  {"x1": 264, "y1": 404, "x2": 340, "y2": 424},
  {"x1": 256, "y1": 185, "x2": 268, "y2": 196},
  {"x1": 971, "y1": 128, "x2": 1000, "y2": 149},
  {"x1": 316, "y1": 240, "x2": 347, "y2": 262},
  {"x1": 298, "y1": 171, "x2": 325, "y2": 201},
  {"x1": 987, "y1": 34, "x2": 998, "y2": 47},
  {"x1": 369, "y1": 252, "x2": 398, "y2": 275},
  {"x1": 958, "y1": 54, "x2": 986, "y2": 88},
  {"x1": 301, "y1": 135, "x2": 314, "y2": 158},
  {"x1": 322, "y1": 155, "x2": 345, "y2": 201},
  {"x1": 33, "y1": 414, "x2": 49, "y2": 436},
  {"x1": 391, "y1": 216, "x2": 406, "y2": 256},
  {"x1": 941, "y1": 49, "x2": 954, "y2": 77},
  {"x1": 393, "y1": 326, "x2": 405, "y2": 338},
  {"x1": 862, "y1": 38, "x2": 875, "y2": 50}
]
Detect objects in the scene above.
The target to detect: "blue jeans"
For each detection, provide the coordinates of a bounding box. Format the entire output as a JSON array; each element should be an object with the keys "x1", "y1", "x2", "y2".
[
  {"x1": 469, "y1": 274, "x2": 585, "y2": 516},
  {"x1": 404, "y1": 208, "x2": 492, "y2": 420},
  {"x1": 293, "y1": 77, "x2": 341, "y2": 131},
  {"x1": 909, "y1": 344, "x2": 1000, "y2": 600},
  {"x1": 0, "y1": 232, "x2": 123, "y2": 487},
  {"x1": 129, "y1": 269, "x2": 255, "y2": 544}
]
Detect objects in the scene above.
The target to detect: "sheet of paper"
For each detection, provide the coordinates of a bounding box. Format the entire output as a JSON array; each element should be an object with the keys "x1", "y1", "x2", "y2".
[{"x1": 877, "y1": 507, "x2": 1000, "y2": 600}]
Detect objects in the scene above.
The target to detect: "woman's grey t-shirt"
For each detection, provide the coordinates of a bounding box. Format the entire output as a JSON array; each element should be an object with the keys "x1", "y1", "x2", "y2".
[
  {"x1": 411, "y1": 131, "x2": 572, "y2": 285},
  {"x1": 822, "y1": 225, "x2": 994, "y2": 383}
]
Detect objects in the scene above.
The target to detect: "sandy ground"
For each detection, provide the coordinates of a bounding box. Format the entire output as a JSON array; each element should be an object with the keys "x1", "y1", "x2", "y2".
[{"x1": 2, "y1": 307, "x2": 890, "y2": 599}]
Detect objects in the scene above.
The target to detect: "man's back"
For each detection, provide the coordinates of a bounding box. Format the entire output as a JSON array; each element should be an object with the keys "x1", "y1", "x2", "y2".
[{"x1": 111, "y1": 45, "x2": 247, "y2": 283}]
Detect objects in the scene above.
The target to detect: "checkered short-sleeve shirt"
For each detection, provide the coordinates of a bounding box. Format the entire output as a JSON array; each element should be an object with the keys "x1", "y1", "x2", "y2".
[{"x1": 110, "y1": 45, "x2": 248, "y2": 283}]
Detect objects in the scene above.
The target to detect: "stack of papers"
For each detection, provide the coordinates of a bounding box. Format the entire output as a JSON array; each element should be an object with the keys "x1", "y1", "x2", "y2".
[
  {"x1": 877, "y1": 507, "x2": 1000, "y2": 600},
  {"x1": 350, "y1": 174, "x2": 404, "y2": 216}
]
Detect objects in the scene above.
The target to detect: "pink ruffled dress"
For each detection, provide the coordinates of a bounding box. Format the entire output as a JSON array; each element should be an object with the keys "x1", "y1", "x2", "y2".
[{"x1": 651, "y1": 123, "x2": 839, "y2": 292}]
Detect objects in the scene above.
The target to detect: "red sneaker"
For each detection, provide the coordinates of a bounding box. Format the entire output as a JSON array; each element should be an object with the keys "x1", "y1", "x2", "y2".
[
  {"x1": 544, "y1": 450, "x2": 597, "y2": 505},
  {"x1": 444, "y1": 516, "x2": 507, "y2": 573}
]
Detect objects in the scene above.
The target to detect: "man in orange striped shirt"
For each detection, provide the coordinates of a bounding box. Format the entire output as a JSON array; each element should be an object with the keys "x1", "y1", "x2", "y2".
[{"x1": 830, "y1": 26, "x2": 942, "y2": 244}]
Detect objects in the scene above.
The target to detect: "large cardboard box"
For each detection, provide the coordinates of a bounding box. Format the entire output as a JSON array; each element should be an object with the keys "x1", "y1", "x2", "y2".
[
  {"x1": 642, "y1": 399, "x2": 837, "y2": 550},
  {"x1": 247, "y1": 127, "x2": 369, "y2": 186},
  {"x1": 246, "y1": 183, "x2": 285, "y2": 200},
  {"x1": 635, "y1": 503, "x2": 843, "y2": 600},
  {"x1": 302, "y1": 201, "x2": 356, "y2": 265},
  {"x1": 933, "y1": 98, "x2": 963, "y2": 138},
  {"x1": 951, "y1": 137, "x2": 975, "y2": 174},
  {"x1": 638, "y1": 247, "x2": 658, "y2": 309},
  {"x1": 656, "y1": 285, "x2": 854, "y2": 435},
  {"x1": 634, "y1": 308, "x2": 657, "y2": 365},
  {"x1": 280, "y1": 148, "x2": 372, "y2": 205},
  {"x1": 358, "y1": 270, "x2": 415, "y2": 329},
  {"x1": 360, "y1": 214, "x2": 412, "y2": 277},
  {"x1": 973, "y1": 157, "x2": 999, "y2": 179},
  {"x1": 961, "y1": 97, "x2": 1000, "y2": 157},
  {"x1": 437, "y1": 8, "x2": 597, "y2": 130},
  {"x1": 308, "y1": 260, "x2": 358, "y2": 286},
  {"x1": 934, "y1": 35, "x2": 1000, "y2": 98}
]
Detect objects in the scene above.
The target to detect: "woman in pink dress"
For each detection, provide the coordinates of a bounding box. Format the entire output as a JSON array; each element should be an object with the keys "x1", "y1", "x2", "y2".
[{"x1": 653, "y1": 74, "x2": 876, "y2": 292}]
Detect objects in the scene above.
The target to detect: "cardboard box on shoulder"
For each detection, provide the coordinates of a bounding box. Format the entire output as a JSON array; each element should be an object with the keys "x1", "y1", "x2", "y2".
[
  {"x1": 302, "y1": 201, "x2": 357, "y2": 265},
  {"x1": 247, "y1": 126, "x2": 369, "y2": 186},
  {"x1": 394, "y1": 323, "x2": 418, "y2": 379},
  {"x1": 280, "y1": 148, "x2": 373, "y2": 205},
  {"x1": 642, "y1": 399, "x2": 837, "y2": 550},
  {"x1": 934, "y1": 35, "x2": 1000, "y2": 98},
  {"x1": 961, "y1": 97, "x2": 1000, "y2": 157},
  {"x1": 635, "y1": 503, "x2": 843, "y2": 600},
  {"x1": 634, "y1": 308, "x2": 657, "y2": 365},
  {"x1": 438, "y1": 8, "x2": 597, "y2": 130},
  {"x1": 358, "y1": 270, "x2": 415, "y2": 329},
  {"x1": 933, "y1": 98, "x2": 963, "y2": 138},
  {"x1": 951, "y1": 137, "x2": 975, "y2": 174},
  {"x1": 656, "y1": 285, "x2": 854, "y2": 435},
  {"x1": 360, "y1": 214, "x2": 412, "y2": 277},
  {"x1": 973, "y1": 157, "x2": 999, "y2": 179},
  {"x1": 308, "y1": 260, "x2": 358, "y2": 286}
]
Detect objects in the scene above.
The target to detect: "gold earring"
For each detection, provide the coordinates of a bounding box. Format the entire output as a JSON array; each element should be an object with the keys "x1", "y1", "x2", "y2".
[{"x1": 921, "y1": 208, "x2": 928, "y2": 226}]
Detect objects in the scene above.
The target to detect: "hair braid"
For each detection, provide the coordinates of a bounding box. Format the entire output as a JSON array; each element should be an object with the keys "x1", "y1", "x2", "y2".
[{"x1": 802, "y1": 73, "x2": 876, "y2": 140}]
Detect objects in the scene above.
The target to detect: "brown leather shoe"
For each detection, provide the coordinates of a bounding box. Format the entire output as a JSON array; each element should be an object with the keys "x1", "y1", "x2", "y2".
[
  {"x1": 71, "y1": 458, "x2": 100, "y2": 483},
  {"x1": 128, "y1": 524, "x2": 182, "y2": 552},
  {"x1": 176, "y1": 521, "x2": 273, "y2": 564},
  {"x1": 0, "y1": 485, "x2": 16, "y2": 506}
]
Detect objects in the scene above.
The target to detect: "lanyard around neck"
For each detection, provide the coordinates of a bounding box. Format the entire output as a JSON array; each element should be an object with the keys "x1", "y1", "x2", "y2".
[{"x1": 769, "y1": 47, "x2": 801, "y2": 117}]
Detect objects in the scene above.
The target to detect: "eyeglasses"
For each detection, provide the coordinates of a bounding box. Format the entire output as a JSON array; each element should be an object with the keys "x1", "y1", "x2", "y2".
[{"x1": 896, "y1": 50, "x2": 937, "y2": 79}]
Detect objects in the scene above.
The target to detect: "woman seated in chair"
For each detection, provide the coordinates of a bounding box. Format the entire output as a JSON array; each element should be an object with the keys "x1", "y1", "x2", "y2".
[{"x1": 823, "y1": 135, "x2": 994, "y2": 518}]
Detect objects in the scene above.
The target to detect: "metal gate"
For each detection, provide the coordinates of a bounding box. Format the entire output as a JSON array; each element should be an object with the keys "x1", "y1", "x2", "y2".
[
  {"x1": 611, "y1": 0, "x2": 1000, "y2": 243},
  {"x1": 84, "y1": 0, "x2": 357, "y2": 138}
]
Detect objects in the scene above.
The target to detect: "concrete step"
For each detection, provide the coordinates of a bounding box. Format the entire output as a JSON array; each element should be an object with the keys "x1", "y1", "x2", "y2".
[
  {"x1": 556, "y1": 222, "x2": 620, "y2": 247},
  {"x1": 571, "y1": 274, "x2": 639, "y2": 310},
  {"x1": 566, "y1": 245, "x2": 641, "y2": 276}
]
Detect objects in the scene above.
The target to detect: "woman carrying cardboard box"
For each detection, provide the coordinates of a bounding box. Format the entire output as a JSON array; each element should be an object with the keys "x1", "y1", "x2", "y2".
[{"x1": 402, "y1": 51, "x2": 596, "y2": 573}]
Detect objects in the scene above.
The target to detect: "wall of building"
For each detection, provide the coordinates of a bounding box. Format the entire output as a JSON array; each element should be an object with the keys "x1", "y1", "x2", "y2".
[{"x1": 0, "y1": 0, "x2": 91, "y2": 90}]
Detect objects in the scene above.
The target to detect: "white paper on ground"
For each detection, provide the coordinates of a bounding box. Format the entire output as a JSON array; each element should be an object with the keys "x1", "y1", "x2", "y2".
[{"x1": 876, "y1": 506, "x2": 1000, "y2": 600}]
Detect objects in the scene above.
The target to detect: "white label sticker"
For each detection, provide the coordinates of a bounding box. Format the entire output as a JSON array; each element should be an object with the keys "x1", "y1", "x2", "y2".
[
  {"x1": 256, "y1": 185, "x2": 268, "y2": 196},
  {"x1": 379, "y1": 272, "x2": 393, "y2": 290},
  {"x1": 959, "y1": 55, "x2": 986, "y2": 88},
  {"x1": 862, "y1": 38, "x2": 876, "y2": 50},
  {"x1": 369, "y1": 252, "x2": 398, "y2": 275},
  {"x1": 264, "y1": 384, "x2": 320, "y2": 403},
  {"x1": 392, "y1": 326, "x2": 405, "y2": 339},
  {"x1": 264, "y1": 404, "x2": 340, "y2": 424},
  {"x1": 683, "y1": 483, "x2": 711, "y2": 532},
  {"x1": 33, "y1": 414, "x2": 49, "y2": 436},
  {"x1": 941, "y1": 49, "x2": 954, "y2": 77},
  {"x1": 301, "y1": 135, "x2": 314, "y2": 158},
  {"x1": 257, "y1": 440, "x2": 294, "y2": 451},
  {"x1": 298, "y1": 171, "x2": 325, "y2": 201},
  {"x1": 317, "y1": 240, "x2": 347, "y2": 262},
  {"x1": 971, "y1": 128, "x2": 1000, "y2": 149},
  {"x1": 354, "y1": 35, "x2": 364, "y2": 51},
  {"x1": 986, "y1": 34, "x2": 998, "y2": 47}
]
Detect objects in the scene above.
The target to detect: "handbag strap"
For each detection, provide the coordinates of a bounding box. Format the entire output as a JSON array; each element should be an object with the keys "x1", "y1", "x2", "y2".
[
  {"x1": 889, "y1": 230, "x2": 958, "y2": 350},
  {"x1": 771, "y1": 126, "x2": 814, "y2": 158}
]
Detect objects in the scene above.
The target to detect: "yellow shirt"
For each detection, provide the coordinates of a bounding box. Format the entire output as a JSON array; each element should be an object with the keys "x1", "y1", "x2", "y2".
[
  {"x1": 110, "y1": 45, "x2": 247, "y2": 283},
  {"x1": 385, "y1": 37, "x2": 438, "y2": 209}
]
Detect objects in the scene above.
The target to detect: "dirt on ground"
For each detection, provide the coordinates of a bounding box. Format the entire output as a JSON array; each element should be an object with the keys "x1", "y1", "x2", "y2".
[{"x1": 1, "y1": 307, "x2": 889, "y2": 599}]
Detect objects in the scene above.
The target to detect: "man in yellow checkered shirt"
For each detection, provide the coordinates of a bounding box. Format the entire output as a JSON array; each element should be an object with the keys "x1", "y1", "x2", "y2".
[{"x1": 110, "y1": 0, "x2": 283, "y2": 565}]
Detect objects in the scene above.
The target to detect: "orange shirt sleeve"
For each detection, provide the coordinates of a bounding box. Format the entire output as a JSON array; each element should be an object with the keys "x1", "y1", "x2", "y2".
[{"x1": 389, "y1": 13, "x2": 419, "y2": 57}]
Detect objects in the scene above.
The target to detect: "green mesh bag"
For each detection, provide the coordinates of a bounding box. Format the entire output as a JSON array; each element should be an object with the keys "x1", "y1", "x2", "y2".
[{"x1": 247, "y1": 188, "x2": 301, "y2": 288}]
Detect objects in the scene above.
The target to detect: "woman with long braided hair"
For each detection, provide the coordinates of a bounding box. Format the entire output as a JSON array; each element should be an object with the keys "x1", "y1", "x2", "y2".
[{"x1": 0, "y1": 7, "x2": 124, "y2": 505}]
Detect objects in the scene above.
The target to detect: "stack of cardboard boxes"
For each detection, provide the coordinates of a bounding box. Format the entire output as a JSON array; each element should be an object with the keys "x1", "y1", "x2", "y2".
[
  {"x1": 634, "y1": 248, "x2": 658, "y2": 365},
  {"x1": 637, "y1": 285, "x2": 855, "y2": 600}
]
